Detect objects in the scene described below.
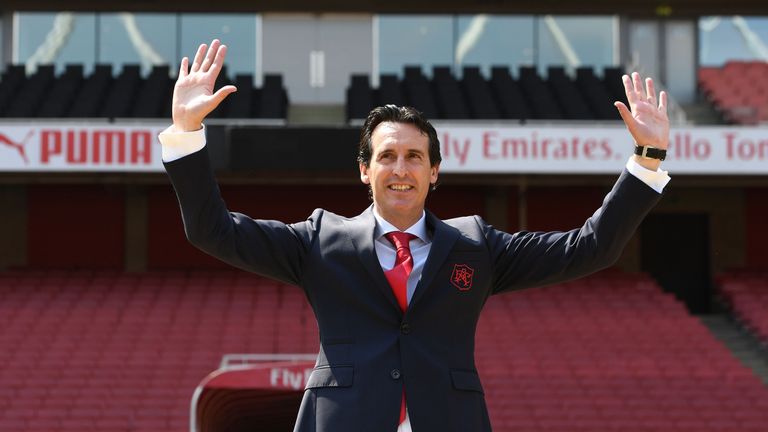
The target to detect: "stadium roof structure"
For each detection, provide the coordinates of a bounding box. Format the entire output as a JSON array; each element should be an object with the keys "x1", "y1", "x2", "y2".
[{"x1": 3, "y1": 0, "x2": 768, "y2": 15}]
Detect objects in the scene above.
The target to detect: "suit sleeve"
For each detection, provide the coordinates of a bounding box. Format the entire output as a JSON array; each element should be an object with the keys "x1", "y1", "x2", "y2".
[
  {"x1": 483, "y1": 169, "x2": 662, "y2": 294},
  {"x1": 163, "y1": 147, "x2": 314, "y2": 286}
]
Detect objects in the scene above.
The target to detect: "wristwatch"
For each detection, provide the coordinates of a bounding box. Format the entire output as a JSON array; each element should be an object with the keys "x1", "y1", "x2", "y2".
[{"x1": 634, "y1": 145, "x2": 667, "y2": 161}]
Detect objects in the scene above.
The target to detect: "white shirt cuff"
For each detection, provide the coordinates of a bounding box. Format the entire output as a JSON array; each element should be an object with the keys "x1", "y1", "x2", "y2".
[
  {"x1": 158, "y1": 124, "x2": 207, "y2": 162},
  {"x1": 625, "y1": 156, "x2": 671, "y2": 194}
]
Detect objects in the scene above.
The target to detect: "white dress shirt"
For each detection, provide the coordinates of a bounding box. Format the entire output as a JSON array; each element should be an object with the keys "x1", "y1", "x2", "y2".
[{"x1": 158, "y1": 125, "x2": 671, "y2": 432}]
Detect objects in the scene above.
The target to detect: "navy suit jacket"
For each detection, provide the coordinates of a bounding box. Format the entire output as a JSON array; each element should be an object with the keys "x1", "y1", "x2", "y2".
[{"x1": 165, "y1": 148, "x2": 662, "y2": 432}]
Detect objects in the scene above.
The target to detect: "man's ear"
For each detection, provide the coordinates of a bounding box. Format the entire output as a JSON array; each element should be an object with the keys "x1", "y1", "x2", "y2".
[
  {"x1": 359, "y1": 163, "x2": 370, "y2": 184},
  {"x1": 430, "y1": 162, "x2": 440, "y2": 184}
]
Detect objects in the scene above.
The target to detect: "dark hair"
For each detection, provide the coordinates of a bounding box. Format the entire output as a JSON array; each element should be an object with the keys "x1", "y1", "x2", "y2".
[{"x1": 357, "y1": 105, "x2": 442, "y2": 167}]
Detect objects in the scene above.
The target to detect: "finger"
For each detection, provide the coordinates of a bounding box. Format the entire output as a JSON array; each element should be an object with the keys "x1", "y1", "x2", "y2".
[
  {"x1": 614, "y1": 101, "x2": 634, "y2": 126},
  {"x1": 645, "y1": 77, "x2": 656, "y2": 105},
  {"x1": 209, "y1": 44, "x2": 228, "y2": 77},
  {"x1": 659, "y1": 91, "x2": 668, "y2": 114},
  {"x1": 178, "y1": 57, "x2": 189, "y2": 78},
  {"x1": 632, "y1": 72, "x2": 644, "y2": 98},
  {"x1": 622, "y1": 74, "x2": 636, "y2": 105},
  {"x1": 210, "y1": 85, "x2": 238, "y2": 107},
  {"x1": 191, "y1": 44, "x2": 207, "y2": 73},
  {"x1": 201, "y1": 39, "x2": 221, "y2": 73}
]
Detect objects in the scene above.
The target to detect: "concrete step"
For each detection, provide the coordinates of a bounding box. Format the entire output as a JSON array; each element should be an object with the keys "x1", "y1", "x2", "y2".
[
  {"x1": 287, "y1": 104, "x2": 346, "y2": 126},
  {"x1": 699, "y1": 314, "x2": 768, "y2": 385}
]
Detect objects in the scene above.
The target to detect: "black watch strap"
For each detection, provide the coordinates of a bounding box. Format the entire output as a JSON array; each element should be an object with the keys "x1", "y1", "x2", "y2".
[{"x1": 634, "y1": 145, "x2": 667, "y2": 161}]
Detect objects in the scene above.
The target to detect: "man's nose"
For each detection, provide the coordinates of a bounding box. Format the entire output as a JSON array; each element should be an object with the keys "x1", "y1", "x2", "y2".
[{"x1": 392, "y1": 157, "x2": 407, "y2": 176}]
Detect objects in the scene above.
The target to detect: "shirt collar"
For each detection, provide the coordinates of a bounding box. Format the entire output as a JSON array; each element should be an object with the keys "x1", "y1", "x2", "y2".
[{"x1": 372, "y1": 207, "x2": 429, "y2": 244}]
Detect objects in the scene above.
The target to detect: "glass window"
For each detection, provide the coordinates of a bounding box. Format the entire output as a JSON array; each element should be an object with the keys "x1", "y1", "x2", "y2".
[
  {"x1": 699, "y1": 16, "x2": 768, "y2": 66},
  {"x1": 455, "y1": 15, "x2": 534, "y2": 78},
  {"x1": 179, "y1": 14, "x2": 257, "y2": 79},
  {"x1": 378, "y1": 15, "x2": 453, "y2": 77},
  {"x1": 98, "y1": 13, "x2": 177, "y2": 75},
  {"x1": 536, "y1": 15, "x2": 617, "y2": 76},
  {"x1": 16, "y1": 12, "x2": 97, "y2": 74}
]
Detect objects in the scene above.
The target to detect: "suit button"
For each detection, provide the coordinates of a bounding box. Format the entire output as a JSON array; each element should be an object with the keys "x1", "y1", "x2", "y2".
[
  {"x1": 390, "y1": 369, "x2": 401, "y2": 380},
  {"x1": 400, "y1": 322, "x2": 411, "y2": 334}
]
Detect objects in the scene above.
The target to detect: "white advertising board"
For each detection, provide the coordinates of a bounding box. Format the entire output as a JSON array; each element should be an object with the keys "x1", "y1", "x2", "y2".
[
  {"x1": 1, "y1": 122, "x2": 766, "y2": 174},
  {"x1": 0, "y1": 123, "x2": 166, "y2": 172},
  {"x1": 435, "y1": 124, "x2": 768, "y2": 175}
]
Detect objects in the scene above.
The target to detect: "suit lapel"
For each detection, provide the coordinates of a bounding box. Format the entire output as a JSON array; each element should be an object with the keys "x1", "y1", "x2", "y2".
[
  {"x1": 409, "y1": 210, "x2": 460, "y2": 311},
  {"x1": 344, "y1": 206, "x2": 402, "y2": 312}
]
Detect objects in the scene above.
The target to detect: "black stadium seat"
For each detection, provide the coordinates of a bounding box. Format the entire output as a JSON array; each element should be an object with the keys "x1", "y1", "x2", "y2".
[
  {"x1": 226, "y1": 74, "x2": 255, "y2": 118},
  {"x1": 489, "y1": 66, "x2": 530, "y2": 120},
  {"x1": 0, "y1": 65, "x2": 28, "y2": 116},
  {"x1": 5, "y1": 64, "x2": 55, "y2": 117},
  {"x1": 208, "y1": 65, "x2": 230, "y2": 118},
  {"x1": 402, "y1": 66, "x2": 437, "y2": 119},
  {"x1": 38, "y1": 64, "x2": 84, "y2": 118},
  {"x1": 576, "y1": 67, "x2": 620, "y2": 120},
  {"x1": 461, "y1": 66, "x2": 501, "y2": 119},
  {"x1": 518, "y1": 66, "x2": 563, "y2": 119},
  {"x1": 432, "y1": 66, "x2": 469, "y2": 119},
  {"x1": 101, "y1": 64, "x2": 141, "y2": 118},
  {"x1": 547, "y1": 66, "x2": 594, "y2": 120},
  {"x1": 346, "y1": 74, "x2": 375, "y2": 120},
  {"x1": 259, "y1": 74, "x2": 288, "y2": 119},
  {"x1": 131, "y1": 65, "x2": 171, "y2": 118},
  {"x1": 603, "y1": 66, "x2": 629, "y2": 108},
  {"x1": 68, "y1": 64, "x2": 112, "y2": 117},
  {"x1": 377, "y1": 74, "x2": 406, "y2": 107}
]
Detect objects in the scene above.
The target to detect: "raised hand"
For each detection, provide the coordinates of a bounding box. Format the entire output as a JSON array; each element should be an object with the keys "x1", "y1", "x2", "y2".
[
  {"x1": 614, "y1": 72, "x2": 669, "y2": 170},
  {"x1": 172, "y1": 40, "x2": 237, "y2": 132}
]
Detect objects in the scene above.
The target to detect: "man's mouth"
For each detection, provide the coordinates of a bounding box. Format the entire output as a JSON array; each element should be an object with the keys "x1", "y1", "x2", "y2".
[{"x1": 388, "y1": 184, "x2": 413, "y2": 191}]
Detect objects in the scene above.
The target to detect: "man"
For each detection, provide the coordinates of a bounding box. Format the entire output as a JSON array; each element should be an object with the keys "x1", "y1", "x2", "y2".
[{"x1": 160, "y1": 40, "x2": 670, "y2": 431}]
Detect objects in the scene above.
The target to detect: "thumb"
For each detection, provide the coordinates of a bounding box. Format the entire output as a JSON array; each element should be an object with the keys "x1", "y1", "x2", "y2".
[
  {"x1": 614, "y1": 101, "x2": 634, "y2": 126},
  {"x1": 211, "y1": 85, "x2": 237, "y2": 106}
]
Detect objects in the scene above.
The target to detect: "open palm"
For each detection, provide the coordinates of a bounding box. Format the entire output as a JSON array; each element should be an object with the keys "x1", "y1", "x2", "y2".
[
  {"x1": 172, "y1": 40, "x2": 237, "y2": 132},
  {"x1": 614, "y1": 72, "x2": 669, "y2": 150}
]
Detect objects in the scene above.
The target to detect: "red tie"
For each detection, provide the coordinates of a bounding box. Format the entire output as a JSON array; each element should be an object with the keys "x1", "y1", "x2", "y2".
[{"x1": 384, "y1": 231, "x2": 415, "y2": 425}]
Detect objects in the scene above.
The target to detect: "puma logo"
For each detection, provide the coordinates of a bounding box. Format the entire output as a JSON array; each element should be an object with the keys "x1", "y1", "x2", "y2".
[{"x1": 0, "y1": 130, "x2": 34, "y2": 164}]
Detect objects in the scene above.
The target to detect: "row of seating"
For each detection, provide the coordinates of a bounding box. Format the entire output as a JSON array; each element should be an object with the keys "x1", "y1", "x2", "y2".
[
  {"x1": 0, "y1": 64, "x2": 288, "y2": 119},
  {"x1": 716, "y1": 270, "x2": 768, "y2": 345},
  {"x1": 346, "y1": 65, "x2": 629, "y2": 121},
  {"x1": 698, "y1": 61, "x2": 768, "y2": 125},
  {"x1": 1, "y1": 269, "x2": 767, "y2": 431}
]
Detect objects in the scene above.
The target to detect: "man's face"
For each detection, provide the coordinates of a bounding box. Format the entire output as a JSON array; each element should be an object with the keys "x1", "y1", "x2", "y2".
[{"x1": 359, "y1": 122, "x2": 439, "y2": 228}]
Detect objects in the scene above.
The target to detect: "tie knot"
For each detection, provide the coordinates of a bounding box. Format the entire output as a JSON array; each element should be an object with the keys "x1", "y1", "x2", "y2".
[{"x1": 385, "y1": 232, "x2": 415, "y2": 251}]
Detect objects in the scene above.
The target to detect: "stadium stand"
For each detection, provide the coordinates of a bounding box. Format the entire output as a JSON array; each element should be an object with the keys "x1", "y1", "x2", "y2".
[
  {"x1": 489, "y1": 66, "x2": 530, "y2": 120},
  {"x1": 432, "y1": 66, "x2": 471, "y2": 119},
  {"x1": 101, "y1": 64, "x2": 142, "y2": 119},
  {"x1": 0, "y1": 64, "x2": 26, "y2": 116},
  {"x1": 547, "y1": 66, "x2": 594, "y2": 120},
  {"x1": 462, "y1": 66, "x2": 502, "y2": 119},
  {"x1": 259, "y1": 74, "x2": 289, "y2": 119},
  {"x1": 698, "y1": 61, "x2": 768, "y2": 125},
  {"x1": 518, "y1": 66, "x2": 564, "y2": 120},
  {"x1": 68, "y1": 64, "x2": 113, "y2": 118},
  {"x1": 131, "y1": 65, "x2": 172, "y2": 118},
  {"x1": 378, "y1": 74, "x2": 407, "y2": 107},
  {"x1": 717, "y1": 270, "x2": 768, "y2": 345},
  {"x1": 346, "y1": 74, "x2": 375, "y2": 120},
  {"x1": 402, "y1": 65, "x2": 439, "y2": 119},
  {"x1": 5, "y1": 65, "x2": 55, "y2": 118},
  {"x1": 345, "y1": 66, "x2": 626, "y2": 121},
  {"x1": 0, "y1": 64, "x2": 289, "y2": 119},
  {"x1": 575, "y1": 66, "x2": 621, "y2": 120},
  {"x1": 2, "y1": 270, "x2": 767, "y2": 432},
  {"x1": 38, "y1": 64, "x2": 84, "y2": 118}
]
